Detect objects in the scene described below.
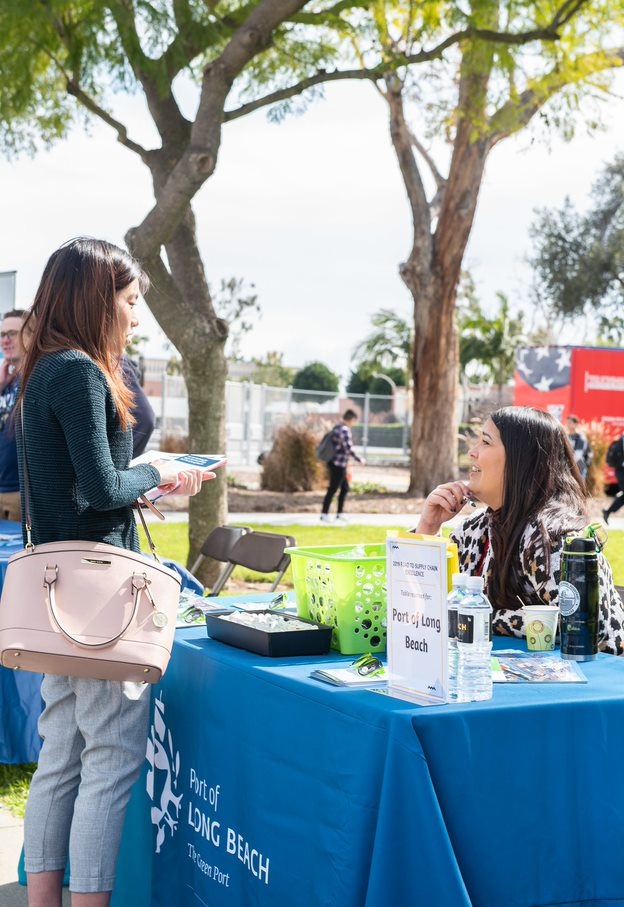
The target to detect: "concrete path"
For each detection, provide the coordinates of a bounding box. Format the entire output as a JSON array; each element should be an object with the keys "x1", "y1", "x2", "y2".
[{"x1": 0, "y1": 807, "x2": 69, "y2": 904}]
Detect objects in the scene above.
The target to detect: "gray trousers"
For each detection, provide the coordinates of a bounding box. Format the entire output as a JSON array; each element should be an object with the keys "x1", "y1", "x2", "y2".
[{"x1": 24, "y1": 674, "x2": 150, "y2": 893}]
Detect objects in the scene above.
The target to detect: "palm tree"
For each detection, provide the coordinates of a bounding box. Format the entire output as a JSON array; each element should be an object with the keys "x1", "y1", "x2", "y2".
[
  {"x1": 459, "y1": 292, "x2": 527, "y2": 403},
  {"x1": 352, "y1": 308, "x2": 413, "y2": 381}
]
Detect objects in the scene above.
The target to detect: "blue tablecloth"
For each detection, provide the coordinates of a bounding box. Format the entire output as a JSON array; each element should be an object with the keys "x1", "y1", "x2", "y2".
[
  {"x1": 0, "y1": 520, "x2": 43, "y2": 764},
  {"x1": 113, "y1": 630, "x2": 624, "y2": 907}
]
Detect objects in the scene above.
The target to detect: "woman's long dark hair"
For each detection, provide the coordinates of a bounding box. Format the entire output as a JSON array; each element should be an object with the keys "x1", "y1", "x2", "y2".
[
  {"x1": 488, "y1": 406, "x2": 589, "y2": 608},
  {"x1": 19, "y1": 238, "x2": 149, "y2": 430}
]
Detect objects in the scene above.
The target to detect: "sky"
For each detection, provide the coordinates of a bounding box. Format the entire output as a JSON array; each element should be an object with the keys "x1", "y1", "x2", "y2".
[{"x1": 1, "y1": 73, "x2": 623, "y2": 386}]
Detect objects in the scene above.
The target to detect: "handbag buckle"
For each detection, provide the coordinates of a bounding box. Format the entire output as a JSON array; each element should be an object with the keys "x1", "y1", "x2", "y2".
[
  {"x1": 44, "y1": 564, "x2": 58, "y2": 587},
  {"x1": 132, "y1": 572, "x2": 156, "y2": 607}
]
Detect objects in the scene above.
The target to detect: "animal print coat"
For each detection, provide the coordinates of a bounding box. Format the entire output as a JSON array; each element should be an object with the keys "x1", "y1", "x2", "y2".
[{"x1": 450, "y1": 508, "x2": 624, "y2": 656}]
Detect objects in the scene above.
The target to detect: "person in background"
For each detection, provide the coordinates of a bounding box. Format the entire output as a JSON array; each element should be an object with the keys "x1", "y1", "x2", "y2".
[
  {"x1": 413, "y1": 405, "x2": 624, "y2": 655},
  {"x1": 0, "y1": 309, "x2": 27, "y2": 521},
  {"x1": 320, "y1": 408, "x2": 365, "y2": 524},
  {"x1": 602, "y1": 432, "x2": 624, "y2": 525},
  {"x1": 121, "y1": 354, "x2": 155, "y2": 457},
  {"x1": 566, "y1": 414, "x2": 592, "y2": 482},
  {"x1": 18, "y1": 237, "x2": 208, "y2": 907}
]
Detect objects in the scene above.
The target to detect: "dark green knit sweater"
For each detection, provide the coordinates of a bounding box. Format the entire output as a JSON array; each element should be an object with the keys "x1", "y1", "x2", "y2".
[{"x1": 17, "y1": 350, "x2": 161, "y2": 552}]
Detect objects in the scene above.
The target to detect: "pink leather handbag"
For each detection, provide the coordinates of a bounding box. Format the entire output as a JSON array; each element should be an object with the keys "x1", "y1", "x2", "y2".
[{"x1": 0, "y1": 415, "x2": 182, "y2": 683}]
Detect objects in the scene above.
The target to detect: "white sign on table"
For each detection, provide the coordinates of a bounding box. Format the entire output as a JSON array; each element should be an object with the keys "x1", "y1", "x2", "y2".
[{"x1": 386, "y1": 535, "x2": 449, "y2": 704}]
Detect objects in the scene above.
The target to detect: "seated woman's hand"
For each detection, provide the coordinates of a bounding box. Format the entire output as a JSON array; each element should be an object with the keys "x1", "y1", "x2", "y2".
[{"x1": 415, "y1": 481, "x2": 472, "y2": 535}]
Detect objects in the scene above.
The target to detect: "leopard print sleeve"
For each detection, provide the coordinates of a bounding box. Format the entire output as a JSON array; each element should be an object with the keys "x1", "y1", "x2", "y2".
[{"x1": 595, "y1": 556, "x2": 624, "y2": 655}]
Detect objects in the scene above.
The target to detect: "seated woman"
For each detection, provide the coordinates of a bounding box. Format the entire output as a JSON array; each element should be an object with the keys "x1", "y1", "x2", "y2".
[{"x1": 414, "y1": 406, "x2": 624, "y2": 655}]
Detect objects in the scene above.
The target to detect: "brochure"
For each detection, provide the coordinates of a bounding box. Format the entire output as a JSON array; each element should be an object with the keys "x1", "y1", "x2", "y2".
[
  {"x1": 310, "y1": 665, "x2": 388, "y2": 687},
  {"x1": 131, "y1": 450, "x2": 226, "y2": 502},
  {"x1": 492, "y1": 651, "x2": 587, "y2": 683}
]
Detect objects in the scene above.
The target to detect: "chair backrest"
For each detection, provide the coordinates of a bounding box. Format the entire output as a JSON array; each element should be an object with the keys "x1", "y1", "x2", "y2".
[
  {"x1": 200, "y1": 525, "x2": 251, "y2": 562},
  {"x1": 227, "y1": 531, "x2": 296, "y2": 574}
]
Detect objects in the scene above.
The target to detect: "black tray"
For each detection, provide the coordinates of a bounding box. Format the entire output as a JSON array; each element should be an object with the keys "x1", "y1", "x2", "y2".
[{"x1": 205, "y1": 610, "x2": 332, "y2": 657}]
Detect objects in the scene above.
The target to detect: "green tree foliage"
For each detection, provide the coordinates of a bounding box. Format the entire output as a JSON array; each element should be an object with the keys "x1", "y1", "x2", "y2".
[
  {"x1": 3, "y1": 0, "x2": 624, "y2": 533},
  {"x1": 351, "y1": 308, "x2": 412, "y2": 382},
  {"x1": 251, "y1": 351, "x2": 296, "y2": 387},
  {"x1": 293, "y1": 361, "x2": 340, "y2": 394},
  {"x1": 530, "y1": 153, "x2": 624, "y2": 329},
  {"x1": 458, "y1": 291, "x2": 526, "y2": 390},
  {"x1": 0, "y1": 0, "x2": 345, "y2": 578},
  {"x1": 358, "y1": 0, "x2": 624, "y2": 493}
]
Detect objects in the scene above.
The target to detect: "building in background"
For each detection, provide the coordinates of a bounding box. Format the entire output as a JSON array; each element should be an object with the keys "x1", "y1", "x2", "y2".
[{"x1": 0, "y1": 272, "x2": 16, "y2": 315}]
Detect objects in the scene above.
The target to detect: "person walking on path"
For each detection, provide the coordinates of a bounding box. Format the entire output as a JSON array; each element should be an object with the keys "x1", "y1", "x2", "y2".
[
  {"x1": 602, "y1": 432, "x2": 624, "y2": 525},
  {"x1": 320, "y1": 409, "x2": 365, "y2": 523},
  {"x1": 17, "y1": 237, "x2": 207, "y2": 907},
  {"x1": 566, "y1": 414, "x2": 592, "y2": 482},
  {"x1": 0, "y1": 309, "x2": 27, "y2": 521}
]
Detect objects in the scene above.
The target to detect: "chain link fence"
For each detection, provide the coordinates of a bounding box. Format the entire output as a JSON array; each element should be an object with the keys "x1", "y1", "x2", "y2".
[
  {"x1": 143, "y1": 364, "x2": 411, "y2": 465},
  {"x1": 142, "y1": 359, "x2": 512, "y2": 466}
]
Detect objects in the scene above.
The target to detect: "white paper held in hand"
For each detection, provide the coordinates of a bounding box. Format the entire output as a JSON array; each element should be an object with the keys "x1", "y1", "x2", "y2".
[{"x1": 131, "y1": 450, "x2": 227, "y2": 502}]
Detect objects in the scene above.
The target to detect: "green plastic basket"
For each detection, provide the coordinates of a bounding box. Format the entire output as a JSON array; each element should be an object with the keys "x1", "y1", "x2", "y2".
[{"x1": 285, "y1": 544, "x2": 387, "y2": 655}]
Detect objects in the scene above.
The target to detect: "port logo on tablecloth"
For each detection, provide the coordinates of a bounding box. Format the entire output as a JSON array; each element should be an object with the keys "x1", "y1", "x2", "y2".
[{"x1": 146, "y1": 692, "x2": 183, "y2": 853}]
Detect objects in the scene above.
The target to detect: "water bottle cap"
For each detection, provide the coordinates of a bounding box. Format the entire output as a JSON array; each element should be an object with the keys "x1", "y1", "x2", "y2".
[
  {"x1": 452, "y1": 573, "x2": 464, "y2": 586},
  {"x1": 564, "y1": 536, "x2": 598, "y2": 555},
  {"x1": 466, "y1": 575, "x2": 484, "y2": 591}
]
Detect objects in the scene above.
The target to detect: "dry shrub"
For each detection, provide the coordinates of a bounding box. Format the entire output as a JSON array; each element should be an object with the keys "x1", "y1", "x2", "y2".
[
  {"x1": 585, "y1": 421, "x2": 609, "y2": 496},
  {"x1": 260, "y1": 423, "x2": 324, "y2": 492},
  {"x1": 160, "y1": 434, "x2": 188, "y2": 453}
]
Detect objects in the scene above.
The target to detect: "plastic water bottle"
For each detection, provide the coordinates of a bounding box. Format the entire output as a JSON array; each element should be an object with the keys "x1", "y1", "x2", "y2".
[
  {"x1": 456, "y1": 575, "x2": 493, "y2": 702},
  {"x1": 447, "y1": 573, "x2": 467, "y2": 701}
]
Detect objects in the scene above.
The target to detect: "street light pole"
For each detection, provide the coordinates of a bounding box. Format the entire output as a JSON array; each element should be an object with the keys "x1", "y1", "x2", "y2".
[
  {"x1": 372, "y1": 372, "x2": 397, "y2": 396},
  {"x1": 373, "y1": 373, "x2": 410, "y2": 459}
]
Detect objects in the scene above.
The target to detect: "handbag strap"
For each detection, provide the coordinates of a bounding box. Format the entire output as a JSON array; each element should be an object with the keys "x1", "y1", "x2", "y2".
[
  {"x1": 43, "y1": 563, "x2": 149, "y2": 648},
  {"x1": 20, "y1": 404, "x2": 163, "y2": 562}
]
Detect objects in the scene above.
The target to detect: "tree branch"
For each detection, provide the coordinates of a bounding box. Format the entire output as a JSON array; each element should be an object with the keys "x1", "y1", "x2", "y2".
[
  {"x1": 488, "y1": 48, "x2": 624, "y2": 144},
  {"x1": 107, "y1": 0, "x2": 191, "y2": 147},
  {"x1": 223, "y1": 12, "x2": 584, "y2": 122},
  {"x1": 407, "y1": 129, "x2": 445, "y2": 190},
  {"x1": 129, "y1": 0, "x2": 311, "y2": 262},
  {"x1": 66, "y1": 78, "x2": 149, "y2": 160},
  {"x1": 383, "y1": 75, "x2": 433, "y2": 264}
]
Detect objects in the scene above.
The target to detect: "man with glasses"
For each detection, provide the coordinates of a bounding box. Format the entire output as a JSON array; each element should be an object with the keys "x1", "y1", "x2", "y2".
[{"x1": 0, "y1": 309, "x2": 26, "y2": 521}]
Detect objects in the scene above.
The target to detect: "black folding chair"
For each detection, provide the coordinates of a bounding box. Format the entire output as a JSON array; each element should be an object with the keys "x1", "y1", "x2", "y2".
[
  {"x1": 190, "y1": 525, "x2": 251, "y2": 594},
  {"x1": 220, "y1": 530, "x2": 296, "y2": 592}
]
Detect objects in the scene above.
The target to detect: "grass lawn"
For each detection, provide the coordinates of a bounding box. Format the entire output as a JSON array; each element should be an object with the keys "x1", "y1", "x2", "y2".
[
  {"x1": 139, "y1": 521, "x2": 416, "y2": 587},
  {"x1": 140, "y1": 521, "x2": 624, "y2": 588}
]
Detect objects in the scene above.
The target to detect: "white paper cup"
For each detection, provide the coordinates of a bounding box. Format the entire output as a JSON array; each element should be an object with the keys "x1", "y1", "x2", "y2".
[{"x1": 523, "y1": 605, "x2": 559, "y2": 651}]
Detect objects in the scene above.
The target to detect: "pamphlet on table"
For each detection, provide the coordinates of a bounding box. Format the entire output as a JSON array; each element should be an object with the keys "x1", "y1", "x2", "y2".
[
  {"x1": 310, "y1": 665, "x2": 388, "y2": 687},
  {"x1": 131, "y1": 450, "x2": 226, "y2": 502},
  {"x1": 493, "y1": 651, "x2": 587, "y2": 682}
]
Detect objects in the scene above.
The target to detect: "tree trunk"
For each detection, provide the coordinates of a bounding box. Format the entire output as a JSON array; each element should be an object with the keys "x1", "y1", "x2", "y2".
[
  {"x1": 183, "y1": 344, "x2": 228, "y2": 587},
  {"x1": 133, "y1": 203, "x2": 229, "y2": 586},
  {"x1": 405, "y1": 274, "x2": 460, "y2": 495},
  {"x1": 385, "y1": 55, "x2": 493, "y2": 496}
]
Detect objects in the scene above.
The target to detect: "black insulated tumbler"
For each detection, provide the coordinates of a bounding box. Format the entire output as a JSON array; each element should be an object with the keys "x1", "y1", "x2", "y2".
[{"x1": 559, "y1": 536, "x2": 600, "y2": 662}]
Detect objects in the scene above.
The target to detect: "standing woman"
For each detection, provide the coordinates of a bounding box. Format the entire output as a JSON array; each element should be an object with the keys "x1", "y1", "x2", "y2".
[
  {"x1": 17, "y1": 238, "x2": 205, "y2": 907},
  {"x1": 415, "y1": 406, "x2": 624, "y2": 655}
]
